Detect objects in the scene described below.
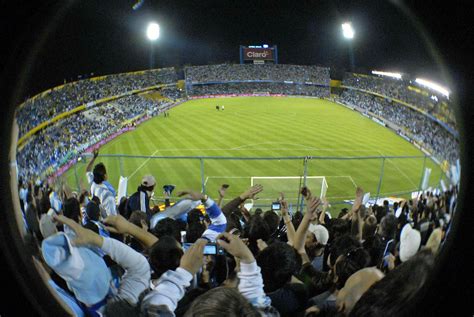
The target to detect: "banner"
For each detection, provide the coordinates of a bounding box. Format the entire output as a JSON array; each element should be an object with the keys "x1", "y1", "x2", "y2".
[
  {"x1": 117, "y1": 176, "x2": 128, "y2": 204},
  {"x1": 243, "y1": 48, "x2": 274, "y2": 60},
  {"x1": 421, "y1": 168, "x2": 432, "y2": 190},
  {"x1": 371, "y1": 117, "x2": 386, "y2": 127},
  {"x1": 190, "y1": 93, "x2": 285, "y2": 99}
]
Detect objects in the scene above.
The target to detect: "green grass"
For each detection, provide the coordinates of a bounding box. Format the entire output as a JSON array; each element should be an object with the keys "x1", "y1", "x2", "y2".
[{"x1": 66, "y1": 97, "x2": 447, "y2": 213}]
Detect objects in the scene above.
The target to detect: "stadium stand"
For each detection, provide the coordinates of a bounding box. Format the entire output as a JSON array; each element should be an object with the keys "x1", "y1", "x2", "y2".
[
  {"x1": 337, "y1": 89, "x2": 459, "y2": 164},
  {"x1": 16, "y1": 68, "x2": 177, "y2": 138},
  {"x1": 17, "y1": 91, "x2": 179, "y2": 181},
  {"x1": 23, "y1": 173, "x2": 455, "y2": 316},
  {"x1": 185, "y1": 64, "x2": 331, "y2": 97},
  {"x1": 342, "y1": 72, "x2": 456, "y2": 130}
]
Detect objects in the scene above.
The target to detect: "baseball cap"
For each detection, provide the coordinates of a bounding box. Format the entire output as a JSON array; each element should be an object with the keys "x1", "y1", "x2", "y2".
[
  {"x1": 141, "y1": 175, "x2": 156, "y2": 187},
  {"x1": 308, "y1": 224, "x2": 329, "y2": 245},
  {"x1": 399, "y1": 223, "x2": 421, "y2": 262}
]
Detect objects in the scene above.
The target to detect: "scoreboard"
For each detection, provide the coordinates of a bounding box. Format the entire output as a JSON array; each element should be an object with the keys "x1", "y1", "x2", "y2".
[{"x1": 240, "y1": 45, "x2": 278, "y2": 64}]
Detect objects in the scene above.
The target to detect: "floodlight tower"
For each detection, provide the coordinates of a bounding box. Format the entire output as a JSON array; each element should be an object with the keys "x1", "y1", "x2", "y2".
[
  {"x1": 342, "y1": 22, "x2": 355, "y2": 71},
  {"x1": 147, "y1": 22, "x2": 160, "y2": 69}
]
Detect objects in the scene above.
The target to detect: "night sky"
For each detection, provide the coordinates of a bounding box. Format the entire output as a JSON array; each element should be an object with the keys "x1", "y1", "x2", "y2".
[
  {"x1": 2, "y1": 0, "x2": 468, "y2": 101},
  {"x1": 0, "y1": 2, "x2": 473, "y2": 315}
]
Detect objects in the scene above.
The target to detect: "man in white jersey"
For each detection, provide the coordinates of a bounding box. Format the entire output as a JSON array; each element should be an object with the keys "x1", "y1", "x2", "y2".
[{"x1": 86, "y1": 162, "x2": 117, "y2": 216}]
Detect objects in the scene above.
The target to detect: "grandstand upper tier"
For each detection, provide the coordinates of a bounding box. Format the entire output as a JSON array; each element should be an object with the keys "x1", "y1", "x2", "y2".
[
  {"x1": 184, "y1": 64, "x2": 331, "y2": 98},
  {"x1": 16, "y1": 68, "x2": 177, "y2": 138},
  {"x1": 185, "y1": 64, "x2": 330, "y2": 84},
  {"x1": 342, "y1": 72, "x2": 456, "y2": 131}
]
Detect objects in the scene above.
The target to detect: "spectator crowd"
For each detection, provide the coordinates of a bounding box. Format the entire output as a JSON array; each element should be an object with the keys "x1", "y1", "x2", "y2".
[
  {"x1": 17, "y1": 92, "x2": 179, "y2": 181},
  {"x1": 185, "y1": 64, "x2": 330, "y2": 85},
  {"x1": 17, "y1": 68, "x2": 177, "y2": 137},
  {"x1": 342, "y1": 73, "x2": 456, "y2": 130},
  {"x1": 19, "y1": 156, "x2": 457, "y2": 316},
  {"x1": 338, "y1": 90, "x2": 459, "y2": 164},
  {"x1": 189, "y1": 82, "x2": 330, "y2": 98}
]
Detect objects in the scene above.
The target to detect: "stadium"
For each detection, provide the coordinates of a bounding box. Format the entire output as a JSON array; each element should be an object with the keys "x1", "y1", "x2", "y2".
[
  {"x1": 16, "y1": 64, "x2": 456, "y2": 212},
  {"x1": 0, "y1": 1, "x2": 470, "y2": 317}
]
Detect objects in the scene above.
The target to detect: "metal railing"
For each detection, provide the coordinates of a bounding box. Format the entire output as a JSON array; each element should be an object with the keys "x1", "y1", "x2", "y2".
[{"x1": 71, "y1": 154, "x2": 446, "y2": 212}]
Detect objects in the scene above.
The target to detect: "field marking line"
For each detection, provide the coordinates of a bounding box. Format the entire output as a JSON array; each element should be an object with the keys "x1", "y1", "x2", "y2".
[
  {"x1": 128, "y1": 149, "x2": 161, "y2": 179},
  {"x1": 231, "y1": 142, "x2": 313, "y2": 150},
  {"x1": 204, "y1": 176, "x2": 209, "y2": 186},
  {"x1": 377, "y1": 150, "x2": 418, "y2": 189},
  {"x1": 207, "y1": 176, "x2": 251, "y2": 179},
  {"x1": 348, "y1": 176, "x2": 357, "y2": 188}
]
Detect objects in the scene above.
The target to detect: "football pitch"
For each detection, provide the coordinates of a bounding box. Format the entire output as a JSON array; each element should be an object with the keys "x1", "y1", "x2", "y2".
[{"x1": 66, "y1": 97, "x2": 446, "y2": 210}]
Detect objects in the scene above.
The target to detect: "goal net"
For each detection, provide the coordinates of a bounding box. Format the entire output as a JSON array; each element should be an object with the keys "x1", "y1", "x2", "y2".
[{"x1": 250, "y1": 176, "x2": 328, "y2": 205}]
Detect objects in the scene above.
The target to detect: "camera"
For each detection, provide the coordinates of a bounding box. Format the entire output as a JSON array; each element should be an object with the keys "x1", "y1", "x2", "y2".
[
  {"x1": 182, "y1": 242, "x2": 225, "y2": 255},
  {"x1": 272, "y1": 202, "x2": 281, "y2": 211}
]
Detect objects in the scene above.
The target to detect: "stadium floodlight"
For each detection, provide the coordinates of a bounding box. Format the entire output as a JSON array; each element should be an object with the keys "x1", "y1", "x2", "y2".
[
  {"x1": 263, "y1": 44, "x2": 269, "y2": 48},
  {"x1": 342, "y1": 22, "x2": 355, "y2": 39},
  {"x1": 415, "y1": 78, "x2": 450, "y2": 98},
  {"x1": 146, "y1": 22, "x2": 160, "y2": 41},
  {"x1": 372, "y1": 71, "x2": 402, "y2": 79}
]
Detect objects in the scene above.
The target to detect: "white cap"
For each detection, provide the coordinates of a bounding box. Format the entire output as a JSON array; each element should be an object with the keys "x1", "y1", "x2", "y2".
[
  {"x1": 308, "y1": 224, "x2": 329, "y2": 245},
  {"x1": 399, "y1": 223, "x2": 421, "y2": 262},
  {"x1": 141, "y1": 175, "x2": 156, "y2": 187}
]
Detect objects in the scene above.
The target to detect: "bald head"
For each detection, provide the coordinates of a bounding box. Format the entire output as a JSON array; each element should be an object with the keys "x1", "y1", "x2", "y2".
[{"x1": 336, "y1": 267, "x2": 384, "y2": 315}]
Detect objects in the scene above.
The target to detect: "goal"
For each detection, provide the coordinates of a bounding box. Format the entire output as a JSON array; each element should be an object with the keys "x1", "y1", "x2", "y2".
[{"x1": 250, "y1": 176, "x2": 328, "y2": 204}]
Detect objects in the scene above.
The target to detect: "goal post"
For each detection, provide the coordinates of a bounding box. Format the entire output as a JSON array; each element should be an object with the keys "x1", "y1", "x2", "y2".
[{"x1": 250, "y1": 176, "x2": 328, "y2": 204}]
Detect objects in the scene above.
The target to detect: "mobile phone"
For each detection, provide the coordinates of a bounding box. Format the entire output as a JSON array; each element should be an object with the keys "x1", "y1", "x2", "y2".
[
  {"x1": 180, "y1": 231, "x2": 186, "y2": 243},
  {"x1": 272, "y1": 202, "x2": 281, "y2": 211},
  {"x1": 222, "y1": 184, "x2": 230, "y2": 189}
]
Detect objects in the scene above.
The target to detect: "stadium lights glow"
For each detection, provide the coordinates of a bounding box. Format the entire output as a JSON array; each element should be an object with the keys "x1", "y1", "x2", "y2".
[
  {"x1": 415, "y1": 78, "x2": 450, "y2": 98},
  {"x1": 263, "y1": 44, "x2": 269, "y2": 48},
  {"x1": 147, "y1": 22, "x2": 160, "y2": 41},
  {"x1": 372, "y1": 71, "x2": 402, "y2": 79},
  {"x1": 342, "y1": 22, "x2": 355, "y2": 39}
]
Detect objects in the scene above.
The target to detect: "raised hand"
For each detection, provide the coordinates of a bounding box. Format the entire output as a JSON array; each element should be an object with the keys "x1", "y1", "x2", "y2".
[
  {"x1": 176, "y1": 190, "x2": 205, "y2": 201},
  {"x1": 217, "y1": 232, "x2": 255, "y2": 264},
  {"x1": 53, "y1": 214, "x2": 103, "y2": 247},
  {"x1": 279, "y1": 192, "x2": 289, "y2": 216},
  {"x1": 352, "y1": 187, "x2": 364, "y2": 213},
  {"x1": 301, "y1": 186, "x2": 313, "y2": 201},
  {"x1": 103, "y1": 214, "x2": 133, "y2": 234},
  {"x1": 257, "y1": 239, "x2": 268, "y2": 251},
  {"x1": 240, "y1": 184, "x2": 263, "y2": 200},
  {"x1": 179, "y1": 239, "x2": 208, "y2": 275},
  {"x1": 218, "y1": 185, "x2": 227, "y2": 198},
  {"x1": 306, "y1": 196, "x2": 322, "y2": 220}
]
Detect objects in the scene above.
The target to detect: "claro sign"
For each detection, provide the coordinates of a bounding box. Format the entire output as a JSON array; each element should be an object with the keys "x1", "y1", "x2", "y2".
[{"x1": 243, "y1": 48, "x2": 274, "y2": 60}]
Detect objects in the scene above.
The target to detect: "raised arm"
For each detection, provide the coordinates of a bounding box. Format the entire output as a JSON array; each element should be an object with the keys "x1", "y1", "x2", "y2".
[
  {"x1": 280, "y1": 193, "x2": 296, "y2": 245},
  {"x1": 177, "y1": 190, "x2": 227, "y2": 241},
  {"x1": 141, "y1": 239, "x2": 207, "y2": 316},
  {"x1": 222, "y1": 184, "x2": 263, "y2": 217},
  {"x1": 103, "y1": 214, "x2": 158, "y2": 248},
  {"x1": 350, "y1": 187, "x2": 364, "y2": 242},
  {"x1": 217, "y1": 184, "x2": 227, "y2": 208},
  {"x1": 217, "y1": 232, "x2": 272, "y2": 309},
  {"x1": 86, "y1": 150, "x2": 99, "y2": 173},
  {"x1": 293, "y1": 191, "x2": 321, "y2": 264}
]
